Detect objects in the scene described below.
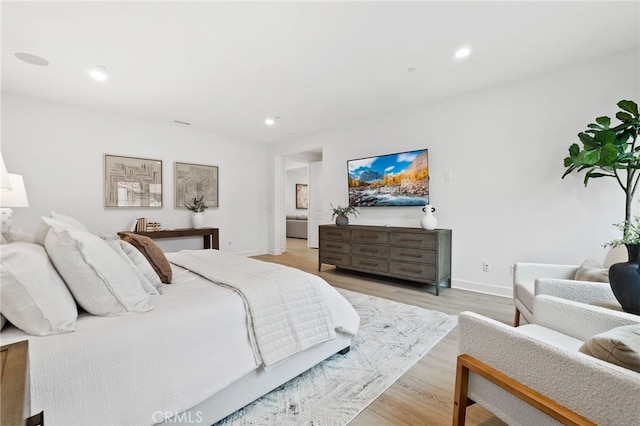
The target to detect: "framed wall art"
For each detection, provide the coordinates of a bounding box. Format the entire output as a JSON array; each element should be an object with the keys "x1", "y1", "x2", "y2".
[
  {"x1": 296, "y1": 183, "x2": 308, "y2": 209},
  {"x1": 174, "y1": 162, "x2": 219, "y2": 208},
  {"x1": 104, "y1": 154, "x2": 162, "y2": 208}
]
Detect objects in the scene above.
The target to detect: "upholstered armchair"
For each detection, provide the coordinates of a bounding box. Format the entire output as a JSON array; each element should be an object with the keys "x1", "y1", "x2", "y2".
[
  {"x1": 512, "y1": 262, "x2": 617, "y2": 326},
  {"x1": 512, "y1": 246, "x2": 627, "y2": 326},
  {"x1": 454, "y1": 295, "x2": 640, "y2": 426}
]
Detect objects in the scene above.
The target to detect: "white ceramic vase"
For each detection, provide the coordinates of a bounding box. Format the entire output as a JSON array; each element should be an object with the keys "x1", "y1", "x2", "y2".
[
  {"x1": 191, "y1": 212, "x2": 204, "y2": 229},
  {"x1": 420, "y1": 205, "x2": 437, "y2": 230}
]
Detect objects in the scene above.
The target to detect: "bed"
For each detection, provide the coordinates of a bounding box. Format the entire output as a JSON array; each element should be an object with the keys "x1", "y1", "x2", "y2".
[{"x1": 0, "y1": 214, "x2": 360, "y2": 426}]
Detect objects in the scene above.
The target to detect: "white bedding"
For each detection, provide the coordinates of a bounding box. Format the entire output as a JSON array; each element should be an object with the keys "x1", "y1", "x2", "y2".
[
  {"x1": 0, "y1": 257, "x2": 359, "y2": 426},
  {"x1": 167, "y1": 249, "x2": 337, "y2": 366}
]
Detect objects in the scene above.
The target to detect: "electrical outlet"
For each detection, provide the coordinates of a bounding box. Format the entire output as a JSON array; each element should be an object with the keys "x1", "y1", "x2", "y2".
[{"x1": 482, "y1": 262, "x2": 491, "y2": 272}]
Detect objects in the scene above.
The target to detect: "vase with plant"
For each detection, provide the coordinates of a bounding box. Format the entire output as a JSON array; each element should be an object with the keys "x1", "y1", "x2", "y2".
[
  {"x1": 563, "y1": 99, "x2": 640, "y2": 313},
  {"x1": 184, "y1": 195, "x2": 208, "y2": 228},
  {"x1": 603, "y1": 216, "x2": 640, "y2": 313},
  {"x1": 330, "y1": 203, "x2": 358, "y2": 226}
]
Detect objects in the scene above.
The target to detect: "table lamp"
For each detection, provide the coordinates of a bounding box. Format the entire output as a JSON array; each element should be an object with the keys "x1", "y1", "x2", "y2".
[
  {"x1": 0, "y1": 154, "x2": 12, "y2": 191},
  {"x1": 0, "y1": 174, "x2": 29, "y2": 236}
]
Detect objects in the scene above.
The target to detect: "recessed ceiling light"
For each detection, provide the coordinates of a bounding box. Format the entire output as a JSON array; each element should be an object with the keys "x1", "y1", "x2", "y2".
[
  {"x1": 89, "y1": 66, "x2": 108, "y2": 81},
  {"x1": 265, "y1": 116, "x2": 280, "y2": 126},
  {"x1": 14, "y1": 52, "x2": 49, "y2": 66},
  {"x1": 407, "y1": 67, "x2": 416, "y2": 73},
  {"x1": 455, "y1": 47, "x2": 471, "y2": 59}
]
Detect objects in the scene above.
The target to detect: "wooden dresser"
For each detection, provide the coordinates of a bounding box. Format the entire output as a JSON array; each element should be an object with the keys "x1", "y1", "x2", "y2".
[{"x1": 319, "y1": 224, "x2": 452, "y2": 295}]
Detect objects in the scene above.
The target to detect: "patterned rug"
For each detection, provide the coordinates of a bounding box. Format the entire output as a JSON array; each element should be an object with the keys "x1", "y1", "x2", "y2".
[{"x1": 215, "y1": 288, "x2": 457, "y2": 426}]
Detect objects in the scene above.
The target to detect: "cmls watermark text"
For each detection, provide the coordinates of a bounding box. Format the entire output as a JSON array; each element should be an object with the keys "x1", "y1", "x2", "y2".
[{"x1": 152, "y1": 411, "x2": 204, "y2": 424}]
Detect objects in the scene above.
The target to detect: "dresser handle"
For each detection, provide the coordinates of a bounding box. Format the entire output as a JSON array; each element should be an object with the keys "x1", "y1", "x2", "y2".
[
  {"x1": 357, "y1": 235, "x2": 378, "y2": 240},
  {"x1": 399, "y1": 267, "x2": 422, "y2": 274},
  {"x1": 400, "y1": 238, "x2": 422, "y2": 243},
  {"x1": 360, "y1": 248, "x2": 378, "y2": 254},
  {"x1": 399, "y1": 253, "x2": 422, "y2": 259},
  {"x1": 359, "y1": 261, "x2": 378, "y2": 267},
  {"x1": 326, "y1": 244, "x2": 342, "y2": 249},
  {"x1": 326, "y1": 256, "x2": 342, "y2": 261}
]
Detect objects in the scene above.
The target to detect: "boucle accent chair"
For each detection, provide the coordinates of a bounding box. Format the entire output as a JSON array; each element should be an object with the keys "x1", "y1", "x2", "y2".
[
  {"x1": 455, "y1": 295, "x2": 640, "y2": 426},
  {"x1": 512, "y1": 247, "x2": 627, "y2": 326}
]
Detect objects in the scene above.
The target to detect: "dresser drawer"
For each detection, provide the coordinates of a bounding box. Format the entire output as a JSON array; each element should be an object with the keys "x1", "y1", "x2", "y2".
[
  {"x1": 389, "y1": 247, "x2": 436, "y2": 264},
  {"x1": 319, "y1": 252, "x2": 350, "y2": 267},
  {"x1": 389, "y1": 261, "x2": 436, "y2": 281},
  {"x1": 320, "y1": 227, "x2": 350, "y2": 241},
  {"x1": 352, "y1": 230, "x2": 388, "y2": 244},
  {"x1": 352, "y1": 256, "x2": 388, "y2": 273},
  {"x1": 351, "y1": 243, "x2": 388, "y2": 259},
  {"x1": 390, "y1": 232, "x2": 437, "y2": 249},
  {"x1": 319, "y1": 239, "x2": 350, "y2": 253}
]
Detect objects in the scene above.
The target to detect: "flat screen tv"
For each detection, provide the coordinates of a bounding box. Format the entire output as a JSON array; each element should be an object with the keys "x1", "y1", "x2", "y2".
[{"x1": 348, "y1": 149, "x2": 429, "y2": 207}]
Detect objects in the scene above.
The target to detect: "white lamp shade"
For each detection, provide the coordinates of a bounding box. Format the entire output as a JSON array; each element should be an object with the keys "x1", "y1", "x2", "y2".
[
  {"x1": 0, "y1": 174, "x2": 29, "y2": 207},
  {"x1": 0, "y1": 154, "x2": 11, "y2": 191}
]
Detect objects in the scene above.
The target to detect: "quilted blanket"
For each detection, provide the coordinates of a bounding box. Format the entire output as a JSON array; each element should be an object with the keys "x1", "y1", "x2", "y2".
[{"x1": 166, "y1": 250, "x2": 337, "y2": 366}]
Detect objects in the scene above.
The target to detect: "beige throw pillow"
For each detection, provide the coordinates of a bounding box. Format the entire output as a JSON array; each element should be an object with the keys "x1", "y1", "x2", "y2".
[
  {"x1": 118, "y1": 232, "x2": 172, "y2": 284},
  {"x1": 580, "y1": 324, "x2": 640, "y2": 372},
  {"x1": 575, "y1": 258, "x2": 609, "y2": 282}
]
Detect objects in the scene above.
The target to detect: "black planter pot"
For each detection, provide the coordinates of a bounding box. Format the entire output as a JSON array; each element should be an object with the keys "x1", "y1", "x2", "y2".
[{"x1": 608, "y1": 244, "x2": 640, "y2": 314}]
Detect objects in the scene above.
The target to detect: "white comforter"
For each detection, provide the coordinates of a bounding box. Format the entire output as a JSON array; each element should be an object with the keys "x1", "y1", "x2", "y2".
[
  {"x1": 167, "y1": 249, "x2": 337, "y2": 366},
  {"x1": 0, "y1": 257, "x2": 359, "y2": 426}
]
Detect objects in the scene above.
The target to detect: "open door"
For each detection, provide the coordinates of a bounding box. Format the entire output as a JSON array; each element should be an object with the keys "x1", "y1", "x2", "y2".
[{"x1": 308, "y1": 161, "x2": 324, "y2": 248}]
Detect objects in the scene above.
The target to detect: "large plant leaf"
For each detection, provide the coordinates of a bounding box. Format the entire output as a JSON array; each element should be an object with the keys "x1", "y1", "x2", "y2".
[
  {"x1": 616, "y1": 111, "x2": 634, "y2": 122},
  {"x1": 601, "y1": 143, "x2": 619, "y2": 165},
  {"x1": 618, "y1": 100, "x2": 639, "y2": 117},
  {"x1": 594, "y1": 130, "x2": 616, "y2": 145},
  {"x1": 568, "y1": 143, "x2": 580, "y2": 157},
  {"x1": 595, "y1": 116, "x2": 611, "y2": 127},
  {"x1": 582, "y1": 149, "x2": 600, "y2": 164},
  {"x1": 578, "y1": 132, "x2": 597, "y2": 148}
]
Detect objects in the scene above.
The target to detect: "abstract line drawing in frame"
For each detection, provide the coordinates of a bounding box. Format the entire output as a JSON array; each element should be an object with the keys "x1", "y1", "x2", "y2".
[
  {"x1": 296, "y1": 183, "x2": 308, "y2": 209},
  {"x1": 174, "y1": 162, "x2": 219, "y2": 208},
  {"x1": 104, "y1": 154, "x2": 162, "y2": 208}
]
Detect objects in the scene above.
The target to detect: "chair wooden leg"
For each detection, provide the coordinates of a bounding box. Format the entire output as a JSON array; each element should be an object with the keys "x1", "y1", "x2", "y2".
[
  {"x1": 454, "y1": 354, "x2": 596, "y2": 426},
  {"x1": 452, "y1": 355, "x2": 471, "y2": 426},
  {"x1": 514, "y1": 308, "x2": 520, "y2": 327}
]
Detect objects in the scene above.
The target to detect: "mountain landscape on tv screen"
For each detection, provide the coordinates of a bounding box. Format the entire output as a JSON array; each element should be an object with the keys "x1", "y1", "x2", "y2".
[{"x1": 348, "y1": 150, "x2": 429, "y2": 206}]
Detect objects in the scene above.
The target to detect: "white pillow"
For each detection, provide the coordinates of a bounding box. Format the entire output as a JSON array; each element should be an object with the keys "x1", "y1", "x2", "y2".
[
  {"x1": 0, "y1": 242, "x2": 77, "y2": 335},
  {"x1": 104, "y1": 240, "x2": 160, "y2": 296},
  {"x1": 50, "y1": 211, "x2": 89, "y2": 232},
  {"x1": 44, "y1": 225, "x2": 153, "y2": 316},
  {"x1": 115, "y1": 240, "x2": 164, "y2": 293},
  {"x1": 34, "y1": 212, "x2": 89, "y2": 246}
]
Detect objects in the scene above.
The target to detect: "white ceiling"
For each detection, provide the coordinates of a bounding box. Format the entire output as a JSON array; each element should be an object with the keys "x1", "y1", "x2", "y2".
[{"x1": 2, "y1": 1, "x2": 639, "y2": 144}]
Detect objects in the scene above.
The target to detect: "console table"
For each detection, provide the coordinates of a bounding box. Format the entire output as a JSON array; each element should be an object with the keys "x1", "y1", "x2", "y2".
[
  {"x1": 319, "y1": 224, "x2": 452, "y2": 295},
  {"x1": 132, "y1": 227, "x2": 219, "y2": 249}
]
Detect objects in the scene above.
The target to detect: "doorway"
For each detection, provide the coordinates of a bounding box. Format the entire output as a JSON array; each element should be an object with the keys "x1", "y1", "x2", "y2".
[{"x1": 282, "y1": 149, "x2": 323, "y2": 251}]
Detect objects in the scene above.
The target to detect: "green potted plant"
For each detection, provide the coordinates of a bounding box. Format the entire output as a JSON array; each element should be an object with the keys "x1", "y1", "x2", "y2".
[
  {"x1": 563, "y1": 99, "x2": 640, "y2": 313},
  {"x1": 562, "y1": 99, "x2": 640, "y2": 234},
  {"x1": 184, "y1": 195, "x2": 208, "y2": 228},
  {"x1": 330, "y1": 203, "x2": 359, "y2": 226}
]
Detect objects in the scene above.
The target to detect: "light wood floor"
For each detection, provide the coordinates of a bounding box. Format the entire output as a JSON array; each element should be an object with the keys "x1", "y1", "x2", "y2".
[{"x1": 252, "y1": 238, "x2": 510, "y2": 426}]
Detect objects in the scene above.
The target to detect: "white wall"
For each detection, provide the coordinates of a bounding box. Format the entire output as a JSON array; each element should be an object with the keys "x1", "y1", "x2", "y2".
[
  {"x1": 270, "y1": 50, "x2": 640, "y2": 296},
  {"x1": 1, "y1": 93, "x2": 270, "y2": 255},
  {"x1": 285, "y1": 167, "x2": 309, "y2": 217}
]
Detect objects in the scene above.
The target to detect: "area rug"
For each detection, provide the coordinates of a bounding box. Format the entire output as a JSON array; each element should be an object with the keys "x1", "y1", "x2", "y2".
[{"x1": 215, "y1": 288, "x2": 457, "y2": 426}]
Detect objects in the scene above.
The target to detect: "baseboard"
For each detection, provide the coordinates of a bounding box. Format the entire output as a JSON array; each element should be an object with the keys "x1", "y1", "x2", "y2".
[{"x1": 452, "y1": 279, "x2": 512, "y2": 298}]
